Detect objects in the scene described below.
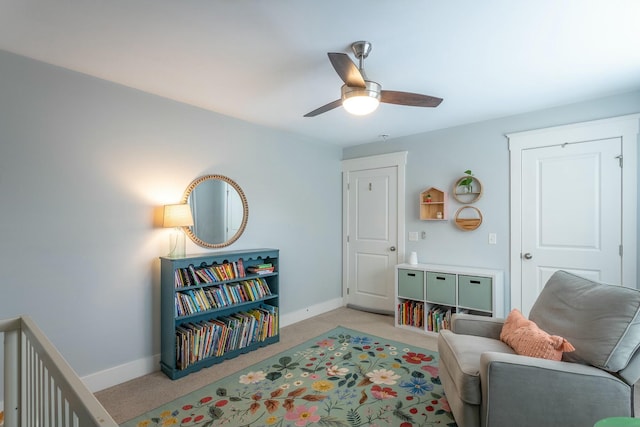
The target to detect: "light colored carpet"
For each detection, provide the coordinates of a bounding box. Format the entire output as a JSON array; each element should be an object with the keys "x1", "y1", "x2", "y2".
[{"x1": 95, "y1": 307, "x2": 434, "y2": 424}]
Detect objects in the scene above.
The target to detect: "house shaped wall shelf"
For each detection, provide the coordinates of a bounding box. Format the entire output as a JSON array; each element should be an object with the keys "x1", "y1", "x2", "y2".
[{"x1": 420, "y1": 187, "x2": 447, "y2": 220}]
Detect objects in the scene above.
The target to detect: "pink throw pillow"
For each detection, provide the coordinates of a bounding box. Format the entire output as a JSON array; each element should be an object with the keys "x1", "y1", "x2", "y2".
[{"x1": 500, "y1": 309, "x2": 575, "y2": 361}]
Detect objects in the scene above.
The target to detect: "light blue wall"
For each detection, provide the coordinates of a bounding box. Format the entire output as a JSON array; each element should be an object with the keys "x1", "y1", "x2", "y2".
[
  {"x1": 0, "y1": 50, "x2": 343, "y2": 380},
  {"x1": 344, "y1": 90, "x2": 640, "y2": 306},
  {"x1": 1, "y1": 46, "x2": 638, "y2": 392}
]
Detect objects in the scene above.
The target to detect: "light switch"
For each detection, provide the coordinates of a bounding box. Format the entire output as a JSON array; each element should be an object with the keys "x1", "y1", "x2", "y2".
[
  {"x1": 408, "y1": 231, "x2": 419, "y2": 241},
  {"x1": 488, "y1": 233, "x2": 497, "y2": 245}
]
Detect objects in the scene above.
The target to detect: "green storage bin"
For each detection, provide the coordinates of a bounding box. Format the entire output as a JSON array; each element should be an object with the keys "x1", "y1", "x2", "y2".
[
  {"x1": 398, "y1": 269, "x2": 424, "y2": 300},
  {"x1": 426, "y1": 272, "x2": 456, "y2": 305},
  {"x1": 458, "y1": 275, "x2": 492, "y2": 312}
]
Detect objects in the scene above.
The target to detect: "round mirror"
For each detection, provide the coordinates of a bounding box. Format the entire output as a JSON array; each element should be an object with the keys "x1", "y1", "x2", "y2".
[{"x1": 181, "y1": 175, "x2": 248, "y2": 248}]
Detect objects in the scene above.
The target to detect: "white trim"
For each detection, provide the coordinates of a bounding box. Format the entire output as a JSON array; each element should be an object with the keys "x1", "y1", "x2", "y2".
[
  {"x1": 81, "y1": 354, "x2": 161, "y2": 392},
  {"x1": 81, "y1": 298, "x2": 344, "y2": 392},
  {"x1": 341, "y1": 152, "x2": 408, "y2": 305},
  {"x1": 508, "y1": 114, "x2": 639, "y2": 310},
  {"x1": 342, "y1": 151, "x2": 408, "y2": 171},
  {"x1": 279, "y1": 297, "x2": 344, "y2": 327}
]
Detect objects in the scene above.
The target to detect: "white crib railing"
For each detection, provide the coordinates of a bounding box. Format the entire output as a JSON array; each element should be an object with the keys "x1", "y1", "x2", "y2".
[{"x1": 2, "y1": 316, "x2": 118, "y2": 427}]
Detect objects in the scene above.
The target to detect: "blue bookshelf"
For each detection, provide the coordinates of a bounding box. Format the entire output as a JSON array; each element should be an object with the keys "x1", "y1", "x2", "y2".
[{"x1": 160, "y1": 248, "x2": 279, "y2": 379}]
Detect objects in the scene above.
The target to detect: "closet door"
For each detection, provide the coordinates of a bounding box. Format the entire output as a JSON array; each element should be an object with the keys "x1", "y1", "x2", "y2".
[
  {"x1": 520, "y1": 138, "x2": 622, "y2": 315},
  {"x1": 508, "y1": 114, "x2": 638, "y2": 316}
]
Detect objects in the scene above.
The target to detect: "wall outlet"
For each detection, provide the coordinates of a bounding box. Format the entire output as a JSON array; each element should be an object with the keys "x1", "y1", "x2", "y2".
[
  {"x1": 488, "y1": 233, "x2": 497, "y2": 245},
  {"x1": 408, "y1": 231, "x2": 419, "y2": 241}
]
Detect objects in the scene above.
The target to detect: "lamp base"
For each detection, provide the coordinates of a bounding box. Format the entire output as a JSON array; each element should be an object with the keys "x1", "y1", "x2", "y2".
[{"x1": 168, "y1": 228, "x2": 186, "y2": 257}]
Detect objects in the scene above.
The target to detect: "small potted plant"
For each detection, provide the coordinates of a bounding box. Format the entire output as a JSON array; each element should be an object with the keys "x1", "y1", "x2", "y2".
[
  {"x1": 458, "y1": 170, "x2": 474, "y2": 193},
  {"x1": 425, "y1": 194, "x2": 432, "y2": 203}
]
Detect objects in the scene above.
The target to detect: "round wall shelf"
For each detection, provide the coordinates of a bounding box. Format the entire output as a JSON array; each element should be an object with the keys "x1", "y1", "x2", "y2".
[
  {"x1": 454, "y1": 206, "x2": 483, "y2": 231},
  {"x1": 452, "y1": 176, "x2": 483, "y2": 204}
]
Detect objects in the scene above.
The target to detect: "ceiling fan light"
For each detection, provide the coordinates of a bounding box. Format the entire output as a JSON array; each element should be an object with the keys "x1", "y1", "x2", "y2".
[
  {"x1": 343, "y1": 95, "x2": 380, "y2": 116},
  {"x1": 341, "y1": 81, "x2": 381, "y2": 116}
]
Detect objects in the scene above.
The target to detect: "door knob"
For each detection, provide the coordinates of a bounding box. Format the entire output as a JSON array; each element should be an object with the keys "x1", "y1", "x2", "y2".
[
  {"x1": 523, "y1": 253, "x2": 533, "y2": 260},
  {"x1": 390, "y1": 246, "x2": 396, "y2": 252}
]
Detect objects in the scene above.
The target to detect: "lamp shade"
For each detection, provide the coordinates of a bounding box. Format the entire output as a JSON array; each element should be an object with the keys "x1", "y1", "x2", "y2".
[{"x1": 163, "y1": 204, "x2": 194, "y2": 228}]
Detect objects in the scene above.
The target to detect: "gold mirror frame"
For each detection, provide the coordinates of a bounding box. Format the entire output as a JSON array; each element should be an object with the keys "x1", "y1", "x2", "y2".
[
  {"x1": 454, "y1": 206, "x2": 483, "y2": 231},
  {"x1": 181, "y1": 174, "x2": 249, "y2": 248}
]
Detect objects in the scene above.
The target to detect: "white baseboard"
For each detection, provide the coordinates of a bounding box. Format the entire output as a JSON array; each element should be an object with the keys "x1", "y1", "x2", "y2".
[
  {"x1": 82, "y1": 353, "x2": 161, "y2": 393},
  {"x1": 83, "y1": 297, "x2": 345, "y2": 392},
  {"x1": 279, "y1": 297, "x2": 344, "y2": 327}
]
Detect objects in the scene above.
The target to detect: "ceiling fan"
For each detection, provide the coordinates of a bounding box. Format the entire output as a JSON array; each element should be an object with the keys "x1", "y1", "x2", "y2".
[{"x1": 304, "y1": 41, "x2": 443, "y2": 117}]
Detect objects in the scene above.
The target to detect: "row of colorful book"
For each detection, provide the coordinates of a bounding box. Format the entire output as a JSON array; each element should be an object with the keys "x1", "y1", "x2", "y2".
[
  {"x1": 175, "y1": 278, "x2": 272, "y2": 317},
  {"x1": 174, "y1": 260, "x2": 247, "y2": 287},
  {"x1": 427, "y1": 305, "x2": 454, "y2": 332},
  {"x1": 175, "y1": 305, "x2": 278, "y2": 370},
  {"x1": 397, "y1": 300, "x2": 424, "y2": 328}
]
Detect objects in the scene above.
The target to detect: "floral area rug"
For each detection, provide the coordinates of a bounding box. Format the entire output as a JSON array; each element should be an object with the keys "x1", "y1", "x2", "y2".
[{"x1": 121, "y1": 326, "x2": 457, "y2": 427}]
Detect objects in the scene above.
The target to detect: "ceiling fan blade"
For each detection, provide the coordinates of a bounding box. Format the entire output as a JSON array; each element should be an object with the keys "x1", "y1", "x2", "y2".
[
  {"x1": 303, "y1": 99, "x2": 343, "y2": 117},
  {"x1": 381, "y1": 90, "x2": 443, "y2": 107},
  {"x1": 327, "y1": 53, "x2": 366, "y2": 88}
]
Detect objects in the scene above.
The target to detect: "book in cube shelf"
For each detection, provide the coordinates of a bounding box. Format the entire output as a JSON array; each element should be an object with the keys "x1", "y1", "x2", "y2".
[
  {"x1": 427, "y1": 305, "x2": 453, "y2": 332},
  {"x1": 397, "y1": 300, "x2": 424, "y2": 328},
  {"x1": 175, "y1": 305, "x2": 279, "y2": 371}
]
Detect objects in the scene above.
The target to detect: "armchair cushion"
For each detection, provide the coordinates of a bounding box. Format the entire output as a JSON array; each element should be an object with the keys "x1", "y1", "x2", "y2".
[
  {"x1": 500, "y1": 308, "x2": 575, "y2": 360},
  {"x1": 529, "y1": 271, "x2": 640, "y2": 372},
  {"x1": 438, "y1": 329, "x2": 515, "y2": 405}
]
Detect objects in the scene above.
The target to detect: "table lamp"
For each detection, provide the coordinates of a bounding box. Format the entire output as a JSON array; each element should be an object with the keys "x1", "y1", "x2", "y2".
[{"x1": 163, "y1": 204, "x2": 194, "y2": 257}]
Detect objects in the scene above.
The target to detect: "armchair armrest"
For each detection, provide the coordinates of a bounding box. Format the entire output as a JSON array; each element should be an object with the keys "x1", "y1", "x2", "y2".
[
  {"x1": 451, "y1": 313, "x2": 504, "y2": 339},
  {"x1": 479, "y1": 351, "x2": 632, "y2": 427}
]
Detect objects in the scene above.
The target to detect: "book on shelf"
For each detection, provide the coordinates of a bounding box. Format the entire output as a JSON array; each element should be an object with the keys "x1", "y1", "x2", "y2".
[
  {"x1": 426, "y1": 305, "x2": 453, "y2": 333},
  {"x1": 174, "y1": 259, "x2": 248, "y2": 288},
  {"x1": 246, "y1": 263, "x2": 275, "y2": 275},
  {"x1": 174, "y1": 304, "x2": 278, "y2": 370},
  {"x1": 237, "y1": 258, "x2": 245, "y2": 277},
  {"x1": 174, "y1": 278, "x2": 273, "y2": 317},
  {"x1": 397, "y1": 300, "x2": 424, "y2": 328}
]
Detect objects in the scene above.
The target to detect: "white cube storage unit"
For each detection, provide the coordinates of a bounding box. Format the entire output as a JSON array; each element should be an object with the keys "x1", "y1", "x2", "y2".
[{"x1": 395, "y1": 263, "x2": 504, "y2": 335}]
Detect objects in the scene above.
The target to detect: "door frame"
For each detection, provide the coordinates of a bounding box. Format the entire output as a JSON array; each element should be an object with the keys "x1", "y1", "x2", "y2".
[
  {"x1": 342, "y1": 151, "x2": 407, "y2": 304},
  {"x1": 507, "y1": 114, "x2": 639, "y2": 310}
]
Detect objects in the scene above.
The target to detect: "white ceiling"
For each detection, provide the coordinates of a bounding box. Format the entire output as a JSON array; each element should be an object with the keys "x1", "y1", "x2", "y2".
[{"x1": 1, "y1": 1, "x2": 639, "y2": 146}]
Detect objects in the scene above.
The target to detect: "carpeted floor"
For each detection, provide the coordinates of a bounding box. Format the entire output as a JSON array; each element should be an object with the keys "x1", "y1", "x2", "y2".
[
  {"x1": 96, "y1": 307, "x2": 437, "y2": 424},
  {"x1": 96, "y1": 306, "x2": 640, "y2": 424},
  {"x1": 119, "y1": 325, "x2": 455, "y2": 426}
]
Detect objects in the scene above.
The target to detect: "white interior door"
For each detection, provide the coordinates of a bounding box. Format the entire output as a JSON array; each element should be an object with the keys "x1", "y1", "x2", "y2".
[
  {"x1": 520, "y1": 138, "x2": 622, "y2": 315},
  {"x1": 342, "y1": 152, "x2": 406, "y2": 314},
  {"x1": 509, "y1": 114, "x2": 638, "y2": 317}
]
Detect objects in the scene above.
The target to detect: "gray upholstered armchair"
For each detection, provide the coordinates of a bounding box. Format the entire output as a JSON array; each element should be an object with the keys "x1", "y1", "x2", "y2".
[{"x1": 438, "y1": 270, "x2": 640, "y2": 427}]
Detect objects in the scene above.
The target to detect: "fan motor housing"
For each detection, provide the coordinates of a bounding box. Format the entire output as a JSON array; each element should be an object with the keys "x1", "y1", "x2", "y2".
[{"x1": 341, "y1": 80, "x2": 381, "y2": 101}]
